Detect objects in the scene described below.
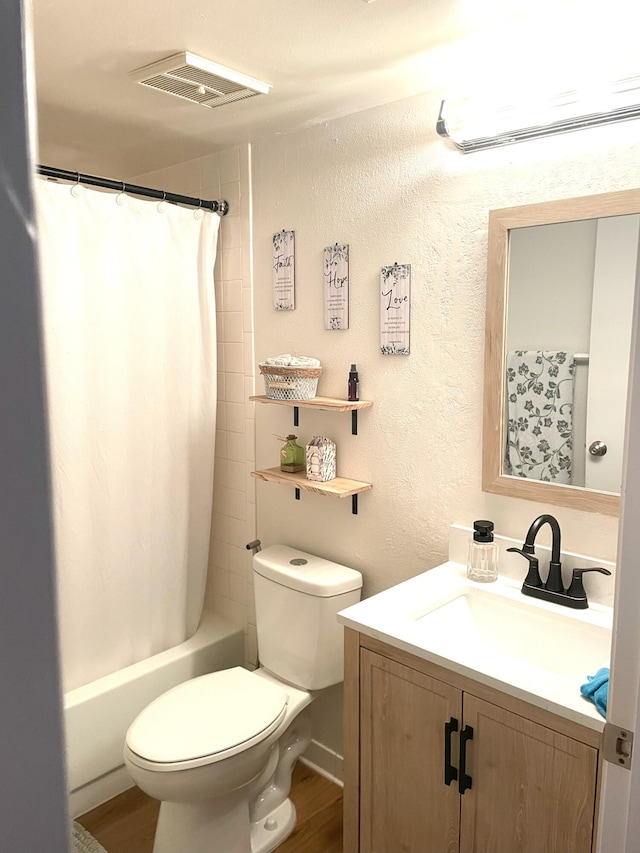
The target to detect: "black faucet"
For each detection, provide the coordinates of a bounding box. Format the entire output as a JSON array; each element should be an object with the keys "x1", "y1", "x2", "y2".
[{"x1": 507, "y1": 514, "x2": 611, "y2": 609}]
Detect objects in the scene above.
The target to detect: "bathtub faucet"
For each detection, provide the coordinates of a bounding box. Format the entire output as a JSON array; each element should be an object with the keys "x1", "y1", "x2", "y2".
[{"x1": 246, "y1": 539, "x2": 262, "y2": 555}]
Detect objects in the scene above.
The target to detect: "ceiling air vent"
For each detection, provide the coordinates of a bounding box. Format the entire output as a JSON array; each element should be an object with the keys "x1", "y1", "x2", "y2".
[{"x1": 130, "y1": 51, "x2": 271, "y2": 109}]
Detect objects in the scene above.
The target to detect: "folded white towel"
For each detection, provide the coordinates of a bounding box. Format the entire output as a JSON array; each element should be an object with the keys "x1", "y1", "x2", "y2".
[{"x1": 263, "y1": 354, "x2": 321, "y2": 368}]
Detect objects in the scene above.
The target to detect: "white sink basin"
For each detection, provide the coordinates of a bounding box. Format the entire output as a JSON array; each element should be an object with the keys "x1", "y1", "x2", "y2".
[
  {"x1": 411, "y1": 586, "x2": 610, "y2": 683},
  {"x1": 338, "y1": 561, "x2": 614, "y2": 729}
]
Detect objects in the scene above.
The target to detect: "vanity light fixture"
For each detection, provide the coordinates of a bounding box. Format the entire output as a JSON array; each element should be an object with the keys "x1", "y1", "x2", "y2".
[{"x1": 436, "y1": 76, "x2": 640, "y2": 152}]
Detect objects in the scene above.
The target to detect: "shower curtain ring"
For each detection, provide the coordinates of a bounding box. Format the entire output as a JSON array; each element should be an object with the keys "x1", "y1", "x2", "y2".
[
  {"x1": 116, "y1": 181, "x2": 127, "y2": 206},
  {"x1": 70, "y1": 172, "x2": 84, "y2": 198},
  {"x1": 157, "y1": 191, "x2": 169, "y2": 214},
  {"x1": 194, "y1": 199, "x2": 205, "y2": 220}
]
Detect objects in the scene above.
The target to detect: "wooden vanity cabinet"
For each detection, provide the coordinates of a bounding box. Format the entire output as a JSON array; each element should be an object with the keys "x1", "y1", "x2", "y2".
[{"x1": 344, "y1": 630, "x2": 602, "y2": 853}]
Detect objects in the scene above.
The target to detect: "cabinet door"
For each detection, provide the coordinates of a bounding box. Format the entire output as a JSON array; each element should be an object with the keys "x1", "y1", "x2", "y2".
[
  {"x1": 459, "y1": 694, "x2": 598, "y2": 853},
  {"x1": 359, "y1": 649, "x2": 461, "y2": 853}
]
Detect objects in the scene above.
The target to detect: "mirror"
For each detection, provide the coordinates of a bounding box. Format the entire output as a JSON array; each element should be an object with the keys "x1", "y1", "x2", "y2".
[{"x1": 483, "y1": 188, "x2": 640, "y2": 516}]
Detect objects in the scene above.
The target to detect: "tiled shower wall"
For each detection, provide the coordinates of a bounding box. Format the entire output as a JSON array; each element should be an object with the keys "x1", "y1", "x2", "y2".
[{"x1": 129, "y1": 145, "x2": 257, "y2": 666}]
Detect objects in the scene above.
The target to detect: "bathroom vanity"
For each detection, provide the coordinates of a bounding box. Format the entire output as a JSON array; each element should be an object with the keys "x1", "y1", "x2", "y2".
[{"x1": 338, "y1": 561, "x2": 612, "y2": 853}]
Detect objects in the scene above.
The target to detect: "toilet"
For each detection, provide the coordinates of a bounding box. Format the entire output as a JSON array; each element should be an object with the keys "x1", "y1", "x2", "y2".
[{"x1": 123, "y1": 544, "x2": 362, "y2": 853}]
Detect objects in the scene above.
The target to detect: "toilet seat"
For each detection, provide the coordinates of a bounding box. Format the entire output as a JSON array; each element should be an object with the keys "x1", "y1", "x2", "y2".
[{"x1": 125, "y1": 667, "x2": 288, "y2": 772}]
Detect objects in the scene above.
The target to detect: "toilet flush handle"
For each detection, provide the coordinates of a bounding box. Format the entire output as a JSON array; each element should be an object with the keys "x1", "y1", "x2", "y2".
[{"x1": 246, "y1": 539, "x2": 262, "y2": 555}]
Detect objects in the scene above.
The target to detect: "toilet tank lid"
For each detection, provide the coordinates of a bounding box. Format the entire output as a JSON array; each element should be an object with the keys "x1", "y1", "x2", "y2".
[{"x1": 254, "y1": 545, "x2": 363, "y2": 597}]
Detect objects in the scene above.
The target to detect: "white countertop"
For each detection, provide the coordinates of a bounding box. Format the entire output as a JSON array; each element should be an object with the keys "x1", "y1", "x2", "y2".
[{"x1": 338, "y1": 561, "x2": 613, "y2": 732}]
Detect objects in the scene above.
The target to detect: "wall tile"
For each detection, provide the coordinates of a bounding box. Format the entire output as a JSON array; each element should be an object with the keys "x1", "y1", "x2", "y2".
[
  {"x1": 223, "y1": 312, "x2": 244, "y2": 344},
  {"x1": 209, "y1": 538, "x2": 230, "y2": 572},
  {"x1": 213, "y1": 457, "x2": 229, "y2": 488},
  {"x1": 215, "y1": 429, "x2": 227, "y2": 460},
  {"x1": 223, "y1": 280, "x2": 243, "y2": 313},
  {"x1": 228, "y1": 459, "x2": 247, "y2": 492},
  {"x1": 226, "y1": 401, "x2": 245, "y2": 434},
  {"x1": 246, "y1": 624, "x2": 258, "y2": 669},
  {"x1": 245, "y1": 461, "x2": 257, "y2": 493},
  {"x1": 222, "y1": 246, "x2": 242, "y2": 280},
  {"x1": 225, "y1": 372, "x2": 245, "y2": 404},
  {"x1": 211, "y1": 511, "x2": 229, "y2": 545},
  {"x1": 244, "y1": 375, "x2": 255, "y2": 402},
  {"x1": 229, "y1": 572, "x2": 248, "y2": 606},
  {"x1": 216, "y1": 310, "x2": 224, "y2": 341},
  {"x1": 227, "y1": 431, "x2": 245, "y2": 463},
  {"x1": 213, "y1": 485, "x2": 229, "y2": 515},
  {"x1": 229, "y1": 543, "x2": 249, "y2": 576},
  {"x1": 243, "y1": 333, "x2": 254, "y2": 376},
  {"x1": 227, "y1": 488, "x2": 247, "y2": 521},
  {"x1": 220, "y1": 181, "x2": 241, "y2": 212},
  {"x1": 215, "y1": 402, "x2": 227, "y2": 431},
  {"x1": 221, "y1": 214, "x2": 242, "y2": 250},
  {"x1": 207, "y1": 567, "x2": 229, "y2": 601},
  {"x1": 228, "y1": 517, "x2": 251, "y2": 548},
  {"x1": 219, "y1": 148, "x2": 241, "y2": 184},
  {"x1": 217, "y1": 597, "x2": 247, "y2": 629},
  {"x1": 198, "y1": 154, "x2": 221, "y2": 198},
  {"x1": 224, "y1": 342, "x2": 244, "y2": 374},
  {"x1": 244, "y1": 419, "x2": 255, "y2": 464},
  {"x1": 242, "y1": 288, "x2": 253, "y2": 332}
]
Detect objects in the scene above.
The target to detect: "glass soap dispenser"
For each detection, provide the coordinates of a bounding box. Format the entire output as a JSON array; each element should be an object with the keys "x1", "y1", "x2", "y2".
[{"x1": 467, "y1": 520, "x2": 499, "y2": 583}]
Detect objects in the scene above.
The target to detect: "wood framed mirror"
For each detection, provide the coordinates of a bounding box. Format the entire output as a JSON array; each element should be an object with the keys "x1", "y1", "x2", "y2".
[{"x1": 483, "y1": 188, "x2": 640, "y2": 515}]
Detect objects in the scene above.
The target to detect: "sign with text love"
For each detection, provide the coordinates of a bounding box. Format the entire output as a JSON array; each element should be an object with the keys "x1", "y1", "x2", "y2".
[
  {"x1": 323, "y1": 243, "x2": 349, "y2": 329},
  {"x1": 380, "y1": 263, "x2": 411, "y2": 355},
  {"x1": 273, "y1": 230, "x2": 295, "y2": 310}
]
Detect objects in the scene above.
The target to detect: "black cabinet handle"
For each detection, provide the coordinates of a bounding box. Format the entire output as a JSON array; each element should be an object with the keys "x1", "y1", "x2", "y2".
[
  {"x1": 458, "y1": 724, "x2": 474, "y2": 794},
  {"x1": 444, "y1": 717, "x2": 459, "y2": 786}
]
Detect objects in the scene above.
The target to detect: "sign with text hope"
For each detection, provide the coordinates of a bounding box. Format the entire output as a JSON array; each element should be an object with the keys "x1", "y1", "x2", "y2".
[{"x1": 323, "y1": 243, "x2": 349, "y2": 330}]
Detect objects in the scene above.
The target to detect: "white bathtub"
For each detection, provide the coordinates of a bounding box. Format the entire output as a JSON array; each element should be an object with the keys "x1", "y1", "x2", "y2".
[{"x1": 65, "y1": 610, "x2": 244, "y2": 817}]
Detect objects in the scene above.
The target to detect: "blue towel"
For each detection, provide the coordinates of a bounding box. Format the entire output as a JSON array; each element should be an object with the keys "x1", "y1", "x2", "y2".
[{"x1": 580, "y1": 667, "x2": 609, "y2": 717}]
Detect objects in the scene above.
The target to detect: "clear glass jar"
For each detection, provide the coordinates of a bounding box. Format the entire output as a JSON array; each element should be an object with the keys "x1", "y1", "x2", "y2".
[{"x1": 467, "y1": 520, "x2": 498, "y2": 583}]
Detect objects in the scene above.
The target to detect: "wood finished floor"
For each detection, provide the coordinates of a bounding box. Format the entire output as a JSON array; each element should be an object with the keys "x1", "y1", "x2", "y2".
[{"x1": 78, "y1": 761, "x2": 343, "y2": 853}]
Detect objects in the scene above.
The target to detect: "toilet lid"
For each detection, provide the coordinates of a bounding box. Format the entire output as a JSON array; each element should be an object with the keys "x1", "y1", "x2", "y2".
[{"x1": 126, "y1": 667, "x2": 288, "y2": 766}]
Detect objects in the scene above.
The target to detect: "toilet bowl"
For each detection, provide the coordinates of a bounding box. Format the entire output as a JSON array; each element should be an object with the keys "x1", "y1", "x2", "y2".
[
  {"x1": 124, "y1": 545, "x2": 362, "y2": 853},
  {"x1": 124, "y1": 667, "x2": 314, "y2": 853}
]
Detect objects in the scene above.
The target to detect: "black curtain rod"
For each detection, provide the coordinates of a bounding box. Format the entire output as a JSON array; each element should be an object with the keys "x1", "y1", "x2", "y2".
[{"x1": 36, "y1": 165, "x2": 229, "y2": 216}]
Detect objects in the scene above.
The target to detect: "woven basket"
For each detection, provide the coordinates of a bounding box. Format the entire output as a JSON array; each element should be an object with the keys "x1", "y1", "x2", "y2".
[{"x1": 259, "y1": 363, "x2": 322, "y2": 401}]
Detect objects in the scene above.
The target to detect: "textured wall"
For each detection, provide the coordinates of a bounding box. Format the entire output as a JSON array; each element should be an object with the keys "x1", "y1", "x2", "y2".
[{"x1": 251, "y1": 89, "x2": 637, "y2": 602}]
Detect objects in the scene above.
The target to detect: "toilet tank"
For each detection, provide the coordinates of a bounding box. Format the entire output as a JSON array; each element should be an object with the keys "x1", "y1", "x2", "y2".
[{"x1": 253, "y1": 545, "x2": 363, "y2": 690}]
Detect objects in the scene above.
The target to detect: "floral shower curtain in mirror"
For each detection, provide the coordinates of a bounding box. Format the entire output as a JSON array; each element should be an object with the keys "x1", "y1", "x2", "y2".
[{"x1": 505, "y1": 350, "x2": 576, "y2": 484}]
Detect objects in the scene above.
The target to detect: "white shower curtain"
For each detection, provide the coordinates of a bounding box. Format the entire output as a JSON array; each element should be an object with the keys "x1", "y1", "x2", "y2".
[{"x1": 36, "y1": 179, "x2": 220, "y2": 692}]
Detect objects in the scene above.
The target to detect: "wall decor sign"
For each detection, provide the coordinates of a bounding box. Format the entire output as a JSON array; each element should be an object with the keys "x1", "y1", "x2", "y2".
[
  {"x1": 380, "y1": 263, "x2": 411, "y2": 355},
  {"x1": 323, "y1": 243, "x2": 349, "y2": 329},
  {"x1": 273, "y1": 230, "x2": 295, "y2": 311}
]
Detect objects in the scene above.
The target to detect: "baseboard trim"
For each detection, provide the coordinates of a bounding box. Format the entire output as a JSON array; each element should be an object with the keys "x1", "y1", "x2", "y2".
[
  {"x1": 72, "y1": 739, "x2": 344, "y2": 817},
  {"x1": 301, "y1": 739, "x2": 344, "y2": 787},
  {"x1": 70, "y1": 764, "x2": 134, "y2": 818}
]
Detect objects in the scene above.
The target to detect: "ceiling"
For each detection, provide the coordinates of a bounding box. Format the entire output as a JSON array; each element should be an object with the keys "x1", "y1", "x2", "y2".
[
  {"x1": 30, "y1": 0, "x2": 500, "y2": 176},
  {"x1": 31, "y1": 0, "x2": 634, "y2": 177}
]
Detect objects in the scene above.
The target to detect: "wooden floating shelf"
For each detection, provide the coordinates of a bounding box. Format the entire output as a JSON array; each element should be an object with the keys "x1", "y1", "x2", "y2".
[
  {"x1": 251, "y1": 467, "x2": 372, "y2": 498},
  {"x1": 249, "y1": 395, "x2": 372, "y2": 412},
  {"x1": 249, "y1": 395, "x2": 372, "y2": 435}
]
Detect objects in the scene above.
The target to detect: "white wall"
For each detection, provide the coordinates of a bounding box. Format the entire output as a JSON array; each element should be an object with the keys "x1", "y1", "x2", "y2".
[
  {"x1": 250, "y1": 90, "x2": 638, "y2": 760},
  {"x1": 507, "y1": 220, "x2": 597, "y2": 352},
  {"x1": 130, "y1": 145, "x2": 258, "y2": 667}
]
